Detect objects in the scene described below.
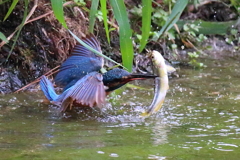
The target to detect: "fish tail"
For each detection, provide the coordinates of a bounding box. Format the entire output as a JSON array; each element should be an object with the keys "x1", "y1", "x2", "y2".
[
  {"x1": 141, "y1": 106, "x2": 155, "y2": 117},
  {"x1": 153, "y1": 100, "x2": 164, "y2": 112},
  {"x1": 40, "y1": 75, "x2": 59, "y2": 101},
  {"x1": 140, "y1": 112, "x2": 151, "y2": 117},
  {"x1": 141, "y1": 100, "x2": 164, "y2": 117}
]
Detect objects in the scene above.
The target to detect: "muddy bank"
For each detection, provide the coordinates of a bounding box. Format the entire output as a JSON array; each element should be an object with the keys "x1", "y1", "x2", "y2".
[
  {"x1": 0, "y1": 0, "x2": 239, "y2": 94},
  {"x1": 0, "y1": 0, "x2": 88, "y2": 93}
]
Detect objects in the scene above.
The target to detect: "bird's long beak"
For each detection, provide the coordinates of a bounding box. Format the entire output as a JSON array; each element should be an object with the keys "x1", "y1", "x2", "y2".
[{"x1": 129, "y1": 74, "x2": 157, "y2": 79}]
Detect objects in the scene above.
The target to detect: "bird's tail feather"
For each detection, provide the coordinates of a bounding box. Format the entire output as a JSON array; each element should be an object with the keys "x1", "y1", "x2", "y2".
[{"x1": 40, "y1": 76, "x2": 59, "y2": 101}]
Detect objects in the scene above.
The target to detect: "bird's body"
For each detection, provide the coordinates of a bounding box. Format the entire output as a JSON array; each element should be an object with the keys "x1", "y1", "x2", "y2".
[{"x1": 40, "y1": 34, "x2": 157, "y2": 112}]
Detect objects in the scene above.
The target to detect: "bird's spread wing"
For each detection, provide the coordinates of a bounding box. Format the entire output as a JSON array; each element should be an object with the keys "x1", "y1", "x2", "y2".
[
  {"x1": 56, "y1": 72, "x2": 106, "y2": 112},
  {"x1": 71, "y1": 34, "x2": 101, "y2": 57},
  {"x1": 55, "y1": 34, "x2": 103, "y2": 88},
  {"x1": 60, "y1": 34, "x2": 102, "y2": 69}
]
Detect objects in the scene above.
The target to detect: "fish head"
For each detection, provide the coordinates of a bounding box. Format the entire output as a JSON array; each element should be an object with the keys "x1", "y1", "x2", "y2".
[
  {"x1": 148, "y1": 50, "x2": 176, "y2": 73},
  {"x1": 152, "y1": 50, "x2": 167, "y2": 68},
  {"x1": 147, "y1": 50, "x2": 165, "y2": 68}
]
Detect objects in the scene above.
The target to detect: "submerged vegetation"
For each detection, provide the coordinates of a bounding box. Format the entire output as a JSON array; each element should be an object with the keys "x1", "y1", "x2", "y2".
[{"x1": 0, "y1": 0, "x2": 239, "y2": 93}]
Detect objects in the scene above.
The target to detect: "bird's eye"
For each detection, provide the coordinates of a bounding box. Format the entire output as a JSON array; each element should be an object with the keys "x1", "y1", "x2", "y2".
[{"x1": 151, "y1": 56, "x2": 154, "y2": 59}]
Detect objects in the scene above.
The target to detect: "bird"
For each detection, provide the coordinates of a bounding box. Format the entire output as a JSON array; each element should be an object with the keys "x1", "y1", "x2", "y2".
[{"x1": 40, "y1": 34, "x2": 157, "y2": 112}]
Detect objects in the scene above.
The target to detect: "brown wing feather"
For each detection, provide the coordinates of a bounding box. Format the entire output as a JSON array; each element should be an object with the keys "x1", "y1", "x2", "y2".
[
  {"x1": 60, "y1": 97, "x2": 74, "y2": 112},
  {"x1": 57, "y1": 72, "x2": 106, "y2": 111}
]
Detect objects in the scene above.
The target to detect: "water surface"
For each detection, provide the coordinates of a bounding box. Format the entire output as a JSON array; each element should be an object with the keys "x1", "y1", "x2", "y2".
[{"x1": 0, "y1": 59, "x2": 240, "y2": 160}]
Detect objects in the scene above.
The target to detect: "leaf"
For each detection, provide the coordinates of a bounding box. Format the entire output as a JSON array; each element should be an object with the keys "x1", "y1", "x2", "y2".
[
  {"x1": 100, "y1": 0, "x2": 110, "y2": 43},
  {"x1": 177, "y1": 20, "x2": 238, "y2": 35},
  {"x1": 50, "y1": 0, "x2": 68, "y2": 29},
  {"x1": 68, "y1": 30, "x2": 126, "y2": 69},
  {"x1": 0, "y1": 32, "x2": 8, "y2": 43},
  {"x1": 110, "y1": 0, "x2": 133, "y2": 72},
  {"x1": 3, "y1": 0, "x2": 19, "y2": 21},
  {"x1": 139, "y1": 0, "x2": 152, "y2": 52},
  {"x1": 158, "y1": 0, "x2": 188, "y2": 38},
  {"x1": 89, "y1": 0, "x2": 99, "y2": 33},
  {"x1": 0, "y1": 0, "x2": 11, "y2": 5},
  {"x1": 230, "y1": 0, "x2": 240, "y2": 12}
]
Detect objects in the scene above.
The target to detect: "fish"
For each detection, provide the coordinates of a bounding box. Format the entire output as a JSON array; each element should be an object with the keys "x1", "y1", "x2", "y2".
[{"x1": 141, "y1": 50, "x2": 175, "y2": 117}]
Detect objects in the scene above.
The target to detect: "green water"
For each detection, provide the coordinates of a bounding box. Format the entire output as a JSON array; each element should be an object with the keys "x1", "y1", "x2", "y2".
[{"x1": 0, "y1": 59, "x2": 240, "y2": 160}]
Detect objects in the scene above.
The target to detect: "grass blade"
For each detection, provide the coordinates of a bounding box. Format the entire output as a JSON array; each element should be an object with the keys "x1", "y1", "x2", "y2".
[
  {"x1": 50, "y1": 0, "x2": 68, "y2": 29},
  {"x1": 3, "y1": 0, "x2": 18, "y2": 21},
  {"x1": 158, "y1": 0, "x2": 188, "y2": 38},
  {"x1": 6, "y1": 0, "x2": 28, "y2": 61},
  {"x1": 89, "y1": 0, "x2": 99, "y2": 33},
  {"x1": 0, "y1": 0, "x2": 12, "y2": 5},
  {"x1": 0, "y1": 32, "x2": 8, "y2": 43},
  {"x1": 68, "y1": 30, "x2": 126, "y2": 69},
  {"x1": 139, "y1": 0, "x2": 152, "y2": 52},
  {"x1": 110, "y1": 0, "x2": 133, "y2": 71},
  {"x1": 100, "y1": 0, "x2": 110, "y2": 43}
]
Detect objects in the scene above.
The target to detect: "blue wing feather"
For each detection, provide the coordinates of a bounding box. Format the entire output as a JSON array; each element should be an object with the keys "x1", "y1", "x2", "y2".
[
  {"x1": 70, "y1": 34, "x2": 101, "y2": 57},
  {"x1": 55, "y1": 34, "x2": 103, "y2": 89},
  {"x1": 40, "y1": 76, "x2": 59, "y2": 101}
]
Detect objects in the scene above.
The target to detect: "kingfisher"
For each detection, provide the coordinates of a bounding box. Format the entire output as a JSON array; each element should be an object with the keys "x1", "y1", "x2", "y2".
[{"x1": 40, "y1": 34, "x2": 157, "y2": 112}]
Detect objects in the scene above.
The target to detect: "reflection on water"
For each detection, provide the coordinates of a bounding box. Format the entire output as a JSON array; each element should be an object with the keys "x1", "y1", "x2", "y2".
[{"x1": 0, "y1": 59, "x2": 240, "y2": 159}]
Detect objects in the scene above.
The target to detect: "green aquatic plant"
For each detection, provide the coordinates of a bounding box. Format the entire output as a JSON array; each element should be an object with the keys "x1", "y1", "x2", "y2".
[
  {"x1": 89, "y1": 0, "x2": 99, "y2": 33},
  {"x1": 138, "y1": 1, "x2": 152, "y2": 53},
  {"x1": 6, "y1": 0, "x2": 29, "y2": 61},
  {"x1": 0, "y1": 32, "x2": 8, "y2": 43},
  {"x1": 225, "y1": 29, "x2": 239, "y2": 46},
  {"x1": 188, "y1": 51, "x2": 206, "y2": 68},
  {"x1": 3, "y1": 0, "x2": 18, "y2": 21},
  {"x1": 73, "y1": 0, "x2": 86, "y2": 6},
  {"x1": 50, "y1": 0, "x2": 189, "y2": 71},
  {"x1": 110, "y1": 0, "x2": 134, "y2": 71},
  {"x1": 2, "y1": 0, "x2": 190, "y2": 71},
  {"x1": 100, "y1": 0, "x2": 110, "y2": 44}
]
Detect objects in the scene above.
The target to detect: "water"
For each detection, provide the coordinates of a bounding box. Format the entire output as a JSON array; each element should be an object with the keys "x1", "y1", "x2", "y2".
[{"x1": 0, "y1": 59, "x2": 240, "y2": 159}]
